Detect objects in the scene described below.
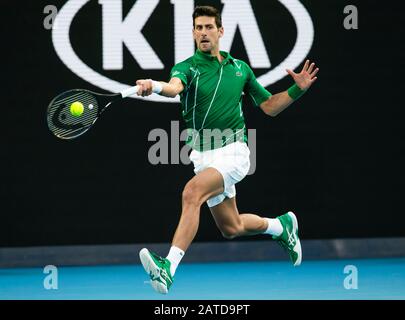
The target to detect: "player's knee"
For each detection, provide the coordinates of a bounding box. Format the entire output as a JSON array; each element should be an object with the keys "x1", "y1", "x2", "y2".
[
  {"x1": 182, "y1": 183, "x2": 203, "y2": 208},
  {"x1": 220, "y1": 224, "x2": 243, "y2": 240}
]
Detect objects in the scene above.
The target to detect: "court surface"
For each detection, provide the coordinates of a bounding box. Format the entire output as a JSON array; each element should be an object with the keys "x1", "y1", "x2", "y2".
[{"x1": 1, "y1": 258, "x2": 404, "y2": 300}]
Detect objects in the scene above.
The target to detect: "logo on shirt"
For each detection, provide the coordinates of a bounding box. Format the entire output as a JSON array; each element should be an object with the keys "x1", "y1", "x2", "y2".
[
  {"x1": 51, "y1": 0, "x2": 314, "y2": 104},
  {"x1": 236, "y1": 71, "x2": 243, "y2": 77}
]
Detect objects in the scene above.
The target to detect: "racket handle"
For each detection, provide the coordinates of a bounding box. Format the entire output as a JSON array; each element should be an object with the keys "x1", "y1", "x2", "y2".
[
  {"x1": 120, "y1": 81, "x2": 163, "y2": 98},
  {"x1": 120, "y1": 86, "x2": 139, "y2": 98}
]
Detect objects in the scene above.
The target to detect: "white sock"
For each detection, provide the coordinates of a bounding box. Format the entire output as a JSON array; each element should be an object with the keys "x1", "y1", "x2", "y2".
[
  {"x1": 166, "y1": 246, "x2": 185, "y2": 276},
  {"x1": 263, "y1": 218, "x2": 283, "y2": 236}
]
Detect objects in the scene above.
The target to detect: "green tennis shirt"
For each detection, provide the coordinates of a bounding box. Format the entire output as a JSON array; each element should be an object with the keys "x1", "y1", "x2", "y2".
[{"x1": 170, "y1": 50, "x2": 272, "y2": 151}]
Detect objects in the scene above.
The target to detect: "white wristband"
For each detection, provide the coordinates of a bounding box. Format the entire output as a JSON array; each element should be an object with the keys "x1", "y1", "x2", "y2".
[{"x1": 148, "y1": 79, "x2": 163, "y2": 94}]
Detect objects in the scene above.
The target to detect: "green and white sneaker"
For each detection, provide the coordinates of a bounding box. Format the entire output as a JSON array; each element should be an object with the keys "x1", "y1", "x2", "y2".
[
  {"x1": 139, "y1": 248, "x2": 173, "y2": 294},
  {"x1": 273, "y1": 211, "x2": 302, "y2": 266}
]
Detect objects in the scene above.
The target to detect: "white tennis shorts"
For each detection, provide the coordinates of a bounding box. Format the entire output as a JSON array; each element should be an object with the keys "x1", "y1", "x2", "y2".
[{"x1": 189, "y1": 141, "x2": 251, "y2": 207}]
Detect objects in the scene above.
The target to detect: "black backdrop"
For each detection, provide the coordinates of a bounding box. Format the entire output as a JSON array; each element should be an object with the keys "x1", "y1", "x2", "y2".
[{"x1": 1, "y1": 0, "x2": 404, "y2": 247}]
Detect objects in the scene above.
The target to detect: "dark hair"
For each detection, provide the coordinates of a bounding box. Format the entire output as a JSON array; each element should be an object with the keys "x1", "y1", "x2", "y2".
[{"x1": 193, "y1": 6, "x2": 222, "y2": 28}]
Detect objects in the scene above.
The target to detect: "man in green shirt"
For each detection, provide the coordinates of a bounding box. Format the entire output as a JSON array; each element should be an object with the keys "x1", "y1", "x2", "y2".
[{"x1": 136, "y1": 6, "x2": 319, "y2": 294}]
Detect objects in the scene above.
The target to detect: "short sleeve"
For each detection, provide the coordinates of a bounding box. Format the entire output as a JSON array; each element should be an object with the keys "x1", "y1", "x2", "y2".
[
  {"x1": 170, "y1": 61, "x2": 191, "y2": 88},
  {"x1": 243, "y1": 62, "x2": 272, "y2": 107}
]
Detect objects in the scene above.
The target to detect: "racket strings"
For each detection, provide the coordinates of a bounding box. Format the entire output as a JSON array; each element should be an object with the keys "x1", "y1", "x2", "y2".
[{"x1": 47, "y1": 91, "x2": 99, "y2": 139}]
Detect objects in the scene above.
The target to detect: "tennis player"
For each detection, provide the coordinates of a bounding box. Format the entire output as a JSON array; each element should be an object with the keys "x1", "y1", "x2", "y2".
[{"x1": 136, "y1": 6, "x2": 319, "y2": 294}]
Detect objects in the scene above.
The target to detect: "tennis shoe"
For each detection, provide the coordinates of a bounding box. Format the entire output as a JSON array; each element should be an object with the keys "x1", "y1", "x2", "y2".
[
  {"x1": 139, "y1": 248, "x2": 173, "y2": 294},
  {"x1": 273, "y1": 211, "x2": 302, "y2": 266}
]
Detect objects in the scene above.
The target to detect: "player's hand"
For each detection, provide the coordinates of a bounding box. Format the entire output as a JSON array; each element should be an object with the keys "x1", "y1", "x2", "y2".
[
  {"x1": 136, "y1": 79, "x2": 153, "y2": 97},
  {"x1": 286, "y1": 60, "x2": 319, "y2": 90}
]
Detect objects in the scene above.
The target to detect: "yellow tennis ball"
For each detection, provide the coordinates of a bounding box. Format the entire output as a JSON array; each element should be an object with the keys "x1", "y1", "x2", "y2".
[{"x1": 70, "y1": 101, "x2": 84, "y2": 117}]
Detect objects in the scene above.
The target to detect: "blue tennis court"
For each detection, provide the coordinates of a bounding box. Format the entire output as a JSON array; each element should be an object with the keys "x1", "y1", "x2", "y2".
[{"x1": 1, "y1": 258, "x2": 404, "y2": 300}]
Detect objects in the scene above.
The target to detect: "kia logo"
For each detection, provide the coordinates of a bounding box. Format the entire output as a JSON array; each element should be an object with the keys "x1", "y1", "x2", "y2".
[{"x1": 52, "y1": 0, "x2": 314, "y2": 103}]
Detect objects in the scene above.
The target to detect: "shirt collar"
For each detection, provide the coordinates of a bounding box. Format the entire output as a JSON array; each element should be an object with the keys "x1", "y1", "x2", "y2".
[{"x1": 193, "y1": 50, "x2": 234, "y2": 65}]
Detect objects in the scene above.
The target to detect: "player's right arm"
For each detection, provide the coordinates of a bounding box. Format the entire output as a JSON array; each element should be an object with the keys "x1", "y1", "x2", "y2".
[{"x1": 136, "y1": 78, "x2": 184, "y2": 98}]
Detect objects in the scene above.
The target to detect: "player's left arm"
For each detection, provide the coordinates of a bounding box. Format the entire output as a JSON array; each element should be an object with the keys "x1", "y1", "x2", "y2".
[{"x1": 260, "y1": 60, "x2": 319, "y2": 117}]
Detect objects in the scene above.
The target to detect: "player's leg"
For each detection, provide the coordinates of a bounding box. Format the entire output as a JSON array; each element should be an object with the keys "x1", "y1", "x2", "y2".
[
  {"x1": 209, "y1": 196, "x2": 302, "y2": 266},
  {"x1": 209, "y1": 196, "x2": 279, "y2": 239},
  {"x1": 139, "y1": 167, "x2": 224, "y2": 294},
  {"x1": 171, "y1": 167, "x2": 224, "y2": 251}
]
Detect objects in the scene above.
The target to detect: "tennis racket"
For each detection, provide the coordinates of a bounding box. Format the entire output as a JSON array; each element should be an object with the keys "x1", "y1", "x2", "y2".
[{"x1": 47, "y1": 85, "x2": 143, "y2": 140}]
